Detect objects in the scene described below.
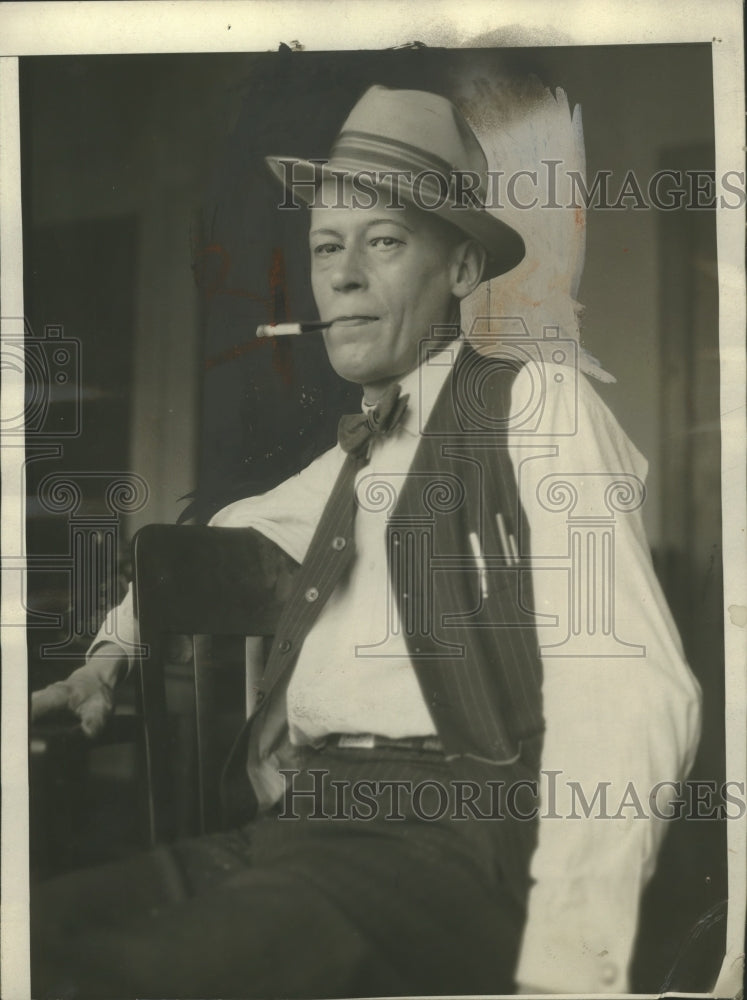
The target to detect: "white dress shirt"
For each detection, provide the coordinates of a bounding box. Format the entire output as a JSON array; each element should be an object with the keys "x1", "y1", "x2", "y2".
[
  {"x1": 92, "y1": 348, "x2": 701, "y2": 994},
  {"x1": 284, "y1": 353, "x2": 446, "y2": 743}
]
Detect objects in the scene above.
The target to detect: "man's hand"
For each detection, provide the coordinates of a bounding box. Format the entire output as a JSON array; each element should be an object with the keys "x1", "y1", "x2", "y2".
[{"x1": 31, "y1": 643, "x2": 128, "y2": 739}]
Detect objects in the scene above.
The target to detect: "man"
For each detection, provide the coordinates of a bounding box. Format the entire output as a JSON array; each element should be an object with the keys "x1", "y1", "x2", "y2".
[{"x1": 32, "y1": 85, "x2": 701, "y2": 997}]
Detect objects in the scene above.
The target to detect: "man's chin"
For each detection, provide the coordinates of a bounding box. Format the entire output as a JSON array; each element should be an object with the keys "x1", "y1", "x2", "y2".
[
  {"x1": 326, "y1": 350, "x2": 376, "y2": 387},
  {"x1": 330, "y1": 362, "x2": 371, "y2": 387}
]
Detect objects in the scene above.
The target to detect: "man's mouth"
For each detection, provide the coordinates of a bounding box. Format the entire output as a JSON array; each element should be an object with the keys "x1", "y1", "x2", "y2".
[{"x1": 329, "y1": 316, "x2": 379, "y2": 327}]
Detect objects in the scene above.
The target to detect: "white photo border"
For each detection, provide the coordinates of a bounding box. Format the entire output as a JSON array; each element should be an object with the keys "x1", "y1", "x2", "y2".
[{"x1": 1, "y1": 2, "x2": 744, "y2": 997}]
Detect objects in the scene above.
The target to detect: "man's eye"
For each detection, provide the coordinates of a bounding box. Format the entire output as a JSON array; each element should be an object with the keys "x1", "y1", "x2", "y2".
[
  {"x1": 370, "y1": 236, "x2": 404, "y2": 249},
  {"x1": 312, "y1": 243, "x2": 341, "y2": 256}
]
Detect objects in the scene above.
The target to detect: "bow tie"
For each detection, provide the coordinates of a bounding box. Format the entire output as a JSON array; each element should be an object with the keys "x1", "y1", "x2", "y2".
[{"x1": 337, "y1": 382, "x2": 410, "y2": 457}]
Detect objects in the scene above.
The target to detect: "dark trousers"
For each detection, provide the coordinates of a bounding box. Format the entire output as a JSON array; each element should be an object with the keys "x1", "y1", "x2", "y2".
[{"x1": 32, "y1": 745, "x2": 526, "y2": 999}]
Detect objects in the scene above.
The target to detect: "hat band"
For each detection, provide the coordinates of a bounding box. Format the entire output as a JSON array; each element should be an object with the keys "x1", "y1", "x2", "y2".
[
  {"x1": 332, "y1": 130, "x2": 455, "y2": 177},
  {"x1": 325, "y1": 132, "x2": 485, "y2": 209}
]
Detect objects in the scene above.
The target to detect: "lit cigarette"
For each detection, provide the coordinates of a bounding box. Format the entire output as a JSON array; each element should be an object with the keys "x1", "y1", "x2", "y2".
[
  {"x1": 468, "y1": 531, "x2": 489, "y2": 600},
  {"x1": 256, "y1": 321, "x2": 332, "y2": 338}
]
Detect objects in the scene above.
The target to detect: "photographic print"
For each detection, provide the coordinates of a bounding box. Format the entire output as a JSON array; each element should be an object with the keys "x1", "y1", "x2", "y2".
[{"x1": 1, "y1": 2, "x2": 744, "y2": 997}]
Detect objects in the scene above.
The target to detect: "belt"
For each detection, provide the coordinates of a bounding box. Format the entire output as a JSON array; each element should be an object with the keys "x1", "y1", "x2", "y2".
[{"x1": 320, "y1": 733, "x2": 444, "y2": 753}]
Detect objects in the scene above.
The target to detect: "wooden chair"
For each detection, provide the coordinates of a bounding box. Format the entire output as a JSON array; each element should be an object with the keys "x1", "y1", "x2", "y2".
[{"x1": 131, "y1": 523, "x2": 297, "y2": 844}]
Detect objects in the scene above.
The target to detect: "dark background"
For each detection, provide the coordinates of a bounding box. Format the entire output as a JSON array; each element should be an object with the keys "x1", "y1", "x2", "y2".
[{"x1": 21, "y1": 44, "x2": 725, "y2": 992}]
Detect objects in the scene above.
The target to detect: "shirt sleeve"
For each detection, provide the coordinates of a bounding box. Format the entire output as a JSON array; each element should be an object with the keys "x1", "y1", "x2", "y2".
[
  {"x1": 86, "y1": 444, "x2": 343, "y2": 664},
  {"x1": 86, "y1": 583, "x2": 138, "y2": 662},
  {"x1": 510, "y1": 362, "x2": 702, "y2": 994},
  {"x1": 208, "y1": 443, "x2": 343, "y2": 562}
]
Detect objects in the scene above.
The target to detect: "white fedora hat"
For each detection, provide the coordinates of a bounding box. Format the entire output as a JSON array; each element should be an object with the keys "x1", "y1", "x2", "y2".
[{"x1": 266, "y1": 85, "x2": 525, "y2": 280}]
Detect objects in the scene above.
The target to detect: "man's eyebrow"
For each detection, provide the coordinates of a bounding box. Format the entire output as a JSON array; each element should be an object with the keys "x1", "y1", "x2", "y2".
[
  {"x1": 364, "y1": 218, "x2": 414, "y2": 232},
  {"x1": 309, "y1": 219, "x2": 415, "y2": 239}
]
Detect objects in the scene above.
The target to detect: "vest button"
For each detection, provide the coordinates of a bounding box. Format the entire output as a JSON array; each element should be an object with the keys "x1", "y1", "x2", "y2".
[
  {"x1": 305, "y1": 587, "x2": 319, "y2": 602},
  {"x1": 278, "y1": 639, "x2": 292, "y2": 653},
  {"x1": 255, "y1": 690, "x2": 266, "y2": 704},
  {"x1": 331, "y1": 536, "x2": 347, "y2": 551}
]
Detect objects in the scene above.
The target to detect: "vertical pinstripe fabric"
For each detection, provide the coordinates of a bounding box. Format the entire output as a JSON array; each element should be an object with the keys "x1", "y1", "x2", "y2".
[
  {"x1": 385, "y1": 342, "x2": 544, "y2": 899},
  {"x1": 221, "y1": 451, "x2": 367, "y2": 817},
  {"x1": 260, "y1": 451, "x2": 364, "y2": 696}
]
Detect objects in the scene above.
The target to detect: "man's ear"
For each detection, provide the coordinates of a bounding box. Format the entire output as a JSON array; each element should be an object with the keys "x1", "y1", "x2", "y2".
[{"x1": 450, "y1": 239, "x2": 487, "y2": 301}]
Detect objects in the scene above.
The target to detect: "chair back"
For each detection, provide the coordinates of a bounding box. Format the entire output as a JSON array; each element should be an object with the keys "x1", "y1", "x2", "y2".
[{"x1": 132, "y1": 523, "x2": 297, "y2": 843}]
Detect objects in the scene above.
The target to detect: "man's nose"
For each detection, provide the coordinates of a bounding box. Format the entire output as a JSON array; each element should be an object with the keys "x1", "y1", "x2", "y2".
[{"x1": 330, "y1": 246, "x2": 368, "y2": 292}]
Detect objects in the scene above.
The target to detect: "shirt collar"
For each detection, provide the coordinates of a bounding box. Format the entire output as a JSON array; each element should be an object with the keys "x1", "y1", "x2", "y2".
[{"x1": 361, "y1": 334, "x2": 464, "y2": 438}]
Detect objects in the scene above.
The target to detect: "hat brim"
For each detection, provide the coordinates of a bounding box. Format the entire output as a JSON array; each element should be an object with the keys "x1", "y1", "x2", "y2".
[{"x1": 265, "y1": 156, "x2": 525, "y2": 281}]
